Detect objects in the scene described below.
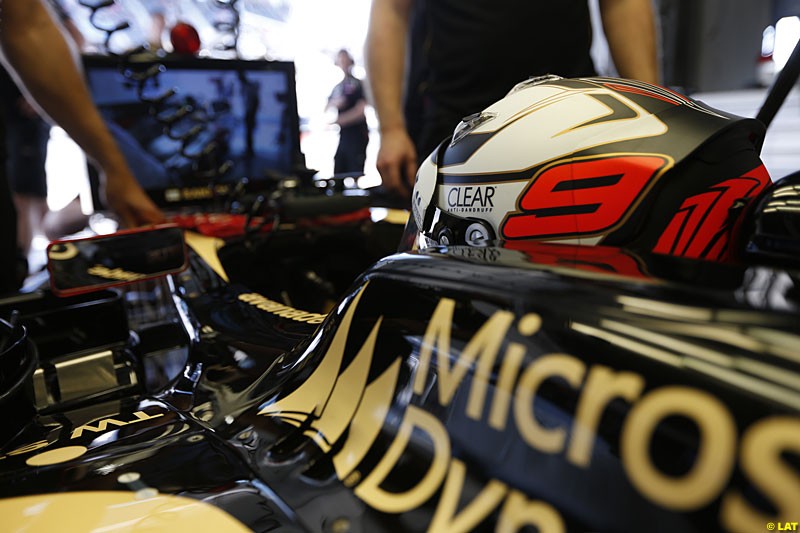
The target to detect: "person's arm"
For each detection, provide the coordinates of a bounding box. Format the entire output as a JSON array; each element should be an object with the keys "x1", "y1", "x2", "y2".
[
  {"x1": 326, "y1": 88, "x2": 339, "y2": 110},
  {"x1": 599, "y1": 0, "x2": 660, "y2": 84},
  {"x1": 366, "y1": 0, "x2": 417, "y2": 197},
  {"x1": 335, "y1": 99, "x2": 367, "y2": 127},
  {"x1": 0, "y1": 0, "x2": 164, "y2": 227}
]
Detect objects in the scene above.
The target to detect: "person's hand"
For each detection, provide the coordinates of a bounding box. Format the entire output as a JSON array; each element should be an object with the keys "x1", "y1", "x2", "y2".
[
  {"x1": 329, "y1": 95, "x2": 346, "y2": 109},
  {"x1": 376, "y1": 127, "x2": 417, "y2": 199},
  {"x1": 103, "y1": 171, "x2": 165, "y2": 228}
]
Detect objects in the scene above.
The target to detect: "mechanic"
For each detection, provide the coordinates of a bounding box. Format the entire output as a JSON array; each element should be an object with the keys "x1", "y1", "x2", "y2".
[
  {"x1": 327, "y1": 49, "x2": 370, "y2": 176},
  {"x1": 366, "y1": 0, "x2": 659, "y2": 197},
  {"x1": 0, "y1": 0, "x2": 165, "y2": 294}
]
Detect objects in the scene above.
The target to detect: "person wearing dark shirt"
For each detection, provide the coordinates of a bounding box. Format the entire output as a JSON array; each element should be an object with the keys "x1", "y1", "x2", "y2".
[
  {"x1": 327, "y1": 49, "x2": 370, "y2": 176},
  {"x1": 0, "y1": 0, "x2": 164, "y2": 294},
  {"x1": 366, "y1": 0, "x2": 659, "y2": 197},
  {"x1": 0, "y1": 69, "x2": 50, "y2": 258}
]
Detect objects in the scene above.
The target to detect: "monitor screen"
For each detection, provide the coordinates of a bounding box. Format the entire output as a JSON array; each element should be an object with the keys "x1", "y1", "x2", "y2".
[{"x1": 83, "y1": 55, "x2": 306, "y2": 209}]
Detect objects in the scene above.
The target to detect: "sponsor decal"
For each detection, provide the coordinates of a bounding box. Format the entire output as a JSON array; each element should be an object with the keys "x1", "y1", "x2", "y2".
[
  {"x1": 164, "y1": 184, "x2": 231, "y2": 203},
  {"x1": 502, "y1": 153, "x2": 672, "y2": 240},
  {"x1": 0, "y1": 411, "x2": 166, "y2": 465},
  {"x1": 238, "y1": 293, "x2": 327, "y2": 324},
  {"x1": 257, "y1": 285, "x2": 800, "y2": 532},
  {"x1": 69, "y1": 411, "x2": 164, "y2": 439},
  {"x1": 447, "y1": 246, "x2": 502, "y2": 264},
  {"x1": 47, "y1": 242, "x2": 79, "y2": 261},
  {"x1": 446, "y1": 186, "x2": 496, "y2": 214},
  {"x1": 87, "y1": 264, "x2": 147, "y2": 282}
]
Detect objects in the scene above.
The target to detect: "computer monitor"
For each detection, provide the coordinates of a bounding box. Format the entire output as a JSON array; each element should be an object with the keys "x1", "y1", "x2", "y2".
[{"x1": 82, "y1": 54, "x2": 306, "y2": 209}]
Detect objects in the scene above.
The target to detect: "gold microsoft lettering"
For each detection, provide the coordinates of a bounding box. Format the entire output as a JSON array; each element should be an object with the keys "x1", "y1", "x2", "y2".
[{"x1": 253, "y1": 288, "x2": 800, "y2": 531}]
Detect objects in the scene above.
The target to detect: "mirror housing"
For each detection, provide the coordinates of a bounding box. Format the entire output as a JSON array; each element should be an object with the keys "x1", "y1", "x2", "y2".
[
  {"x1": 47, "y1": 225, "x2": 188, "y2": 297},
  {"x1": 743, "y1": 172, "x2": 800, "y2": 267}
]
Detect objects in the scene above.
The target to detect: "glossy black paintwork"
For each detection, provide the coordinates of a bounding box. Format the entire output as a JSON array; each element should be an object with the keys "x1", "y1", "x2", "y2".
[
  {"x1": 172, "y1": 238, "x2": 798, "y2": 531},
  {"x1": 1, "y1": 225, "x2": 798, "y2": 532},
  {"x1": 0, "y1": 398, "x2": 301, "y2": 531}
]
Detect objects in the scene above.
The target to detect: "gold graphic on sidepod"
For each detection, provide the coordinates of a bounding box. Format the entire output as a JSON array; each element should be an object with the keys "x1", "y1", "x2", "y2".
[
  {"x1": 256, "y1": 281, "x2": 800, "y2": 532},
  {"x1": 258, "y1": 283, "x2": 402, "y2": 480},
  {"x1": 256, "y1": 284, "x2": 568, "y2": 532}
]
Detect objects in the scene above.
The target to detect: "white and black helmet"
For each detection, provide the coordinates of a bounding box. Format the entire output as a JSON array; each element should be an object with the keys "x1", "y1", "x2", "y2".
[{"x1": 405, "y1": 75, "x2": 772, "y2": 262}]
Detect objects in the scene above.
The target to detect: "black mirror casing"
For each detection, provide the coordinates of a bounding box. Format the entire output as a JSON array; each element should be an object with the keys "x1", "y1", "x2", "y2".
[{"x1": 47, "y1": 225, "x2": 188, "y2": 297}]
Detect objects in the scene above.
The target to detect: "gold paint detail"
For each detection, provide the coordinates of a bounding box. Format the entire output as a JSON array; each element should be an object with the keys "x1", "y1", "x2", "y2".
[
  {"x1": 25, "y1": 446, "x2": 88, "y2": 467},
  {"x1": 239, "y1": 293, "x2": 327, "y2": 324},
  {"x1": 621, "y1": 386, "x2": 737, "y2": 511},
  {"x1": 413, "y1": 298, "x2": 455, "y2": 395},
  {"x1": 429, "y1": 459, "x2": 508, "y2": 533},
  {"x1": 0, "y1": 491, "x2": 250, "y2": 532},
  {"x1": 567, "y1": 366, "x2": 645, "y2": 467},
  {"x1": 465, "y1": 310, "x2": 516, "y2": 420},
  {"x1": 552, "y1": 91, "x2": 642, "y2": 137},
  {"x1": 413, "y1": 298, "x2": 514, "y2": 409},
  {"x1": 258, "y1": 284, "x2": 372, "y2": 452},
  {"x1": 86, "y1": 265, "x2": 146, "y2": 282},
  {"x1": 488, "y1": 342, "x2": 526, "y2": 430},
  {"x1": 721, "y1": 418, "x2": 800, "y2": 533},
  {"x1": 184, "y1": 230, "x2": 228, "y2": 282},
  {"x1": 71, "y1": 411, "x2": 165, "y2": 440},
  {"x1": 496, "y1": 491, "x2": 566, "y2": 533},
  {"x1": 355, "y1": 405, "x2": 451, "y2": 513},
  {"x1": 333, "y1": 358, "x2": 402, "y2": 479},
  {"x1": 513, "y1": 354, "x2": 587, "y2": 453},
  {"x1": 310, "y1": 317, "x2": 383, "y2": 451},
  {"x1": 47, "y1": 242, "x2": 78, "y2": 261},
  {"x1": 343, "y1": 471, "x2": 362, "y2": 488},
  {"x1": 167, "y1": 185, "x2": 231, "y2": 202},
  {"x1": 375, "y1": 208, "x2": 410, "y2": 225},
  {"x1": 5, "y1": 440, "x2": 52, "y2": 457},
  {"x1": 237, "y1": 287, "x2": 800, "y2": 529},
  {"x1": 517, "y1": 313, "x2": 542, "y2": 336}
]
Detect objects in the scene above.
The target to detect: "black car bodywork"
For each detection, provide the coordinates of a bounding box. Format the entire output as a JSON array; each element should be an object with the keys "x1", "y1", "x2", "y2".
[{"x1": 0, "y1": 204, "x2": 798, "y2": 531}]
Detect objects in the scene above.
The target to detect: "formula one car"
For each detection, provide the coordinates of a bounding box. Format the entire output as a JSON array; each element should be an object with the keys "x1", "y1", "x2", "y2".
[{"x1": 1, "y1": 71, "x2": 799, "y2": 532}]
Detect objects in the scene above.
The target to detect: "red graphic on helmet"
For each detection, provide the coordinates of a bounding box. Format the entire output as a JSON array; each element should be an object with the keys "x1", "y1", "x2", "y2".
[
  {"x1": 501, "y1": 155, "x2": 671, "y2": 240},
  {"x1": 504, "y1": 241, "x2": 649, "y2": 279},
  {"x1": 602, "y1": 81, "x2": 692, "y2": 107},
  {"x1": 653, "y1": 164, "x2": 771, "y2": 260}
]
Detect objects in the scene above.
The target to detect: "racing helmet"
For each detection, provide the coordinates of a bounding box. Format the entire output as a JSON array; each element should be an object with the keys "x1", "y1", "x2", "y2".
[{"x1": 406, "y1": 75, "x2": 773, "y2": 261}]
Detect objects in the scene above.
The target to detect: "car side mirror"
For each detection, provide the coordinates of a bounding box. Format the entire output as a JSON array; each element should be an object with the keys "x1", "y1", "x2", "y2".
[
  {"x1": 743, "y1": 172, "x2": 800, "y2": 267},
  {"x1": 47, "y1": 225, "x2": 188, "y2": 297}
]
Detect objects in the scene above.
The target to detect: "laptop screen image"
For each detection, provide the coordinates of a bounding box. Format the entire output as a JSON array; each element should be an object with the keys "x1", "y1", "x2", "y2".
[{"x1": 83, "y1": 55, "x2": 305, "y2": 209}]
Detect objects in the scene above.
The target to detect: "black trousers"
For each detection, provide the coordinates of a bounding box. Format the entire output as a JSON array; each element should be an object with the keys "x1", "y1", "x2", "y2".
[
  {"x1": 334, "y1": 125, "x2": 368, "y2": 176},
  {"x1": 0, "y1": 109, "x2": 22, "y2": 295}
]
